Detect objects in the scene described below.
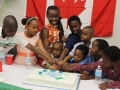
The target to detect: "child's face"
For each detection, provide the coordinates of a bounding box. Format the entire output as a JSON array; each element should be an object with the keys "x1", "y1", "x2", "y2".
[
  {"x1": 80, "y1": 28, "x2": 92, "y2": 42},
  {"x1": 102, "y1": 53, "x2": 116, "y2": 68},
  {"x1": 47, "y1": 9, "x2": 60, "y2": 26},
  {"x1": 52, "y1": 44, "x2": 63, "y2": 58},
  {"x1": 69, "y1": 20, "x2": 81, "y2": 34},
  {"x1": 74, "y1": 49, "x2": 84, "y2": 63},
  {"x1": 25, "y1": 20, "x2": 38, "y2": 36},
  {"x1": 3, "y1": 26, "x2": 17, "y2": 37},
  {"x1": 90, "y1": 40, "x2": 100, "y2": 56}
]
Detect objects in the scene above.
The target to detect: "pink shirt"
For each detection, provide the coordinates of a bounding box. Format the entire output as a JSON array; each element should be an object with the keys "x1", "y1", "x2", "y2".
[
  {"x1": 14, "y1": 31, "x2": 39, "y2": 66},
  {"x1": 73, "y1": 61, "x2": 120, "y2": 89}
]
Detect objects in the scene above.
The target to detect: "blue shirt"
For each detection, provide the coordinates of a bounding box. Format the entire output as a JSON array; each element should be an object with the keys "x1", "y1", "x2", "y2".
[
  {"x1": 87, "y1": 58, "x2": 108, "y2": 79},
  {"x1": 65, "y1": 33, "x2": 81, "y2": 52},
  {"x1": 69, "y1": 54, "x2": 94, "y2": 65}
]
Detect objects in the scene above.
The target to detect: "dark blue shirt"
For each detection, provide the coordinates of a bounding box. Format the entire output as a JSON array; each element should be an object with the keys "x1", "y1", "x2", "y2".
[{"x1": 64, "y1": 33, "x2": 81, "y2": 52}]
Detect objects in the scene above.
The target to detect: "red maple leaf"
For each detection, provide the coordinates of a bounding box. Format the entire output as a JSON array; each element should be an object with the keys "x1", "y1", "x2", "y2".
[{"x1": 54, "y1": 0, "x2": 86, "y2": 19}]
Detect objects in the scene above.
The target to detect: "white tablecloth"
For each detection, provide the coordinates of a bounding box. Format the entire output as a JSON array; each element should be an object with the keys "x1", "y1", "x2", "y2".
[{"x1": 0, "y1": 64, "x2": 118, "y2": 90}]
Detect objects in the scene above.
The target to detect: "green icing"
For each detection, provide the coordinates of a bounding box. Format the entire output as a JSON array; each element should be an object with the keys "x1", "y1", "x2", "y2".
[{"x1": 55, "y1": 77, "x2": 63, "y2": 80}]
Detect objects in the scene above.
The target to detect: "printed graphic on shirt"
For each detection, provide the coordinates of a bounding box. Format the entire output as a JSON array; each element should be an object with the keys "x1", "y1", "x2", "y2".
[{"x1": 0, "y1": 41, "x2": 15, "y2": 50}]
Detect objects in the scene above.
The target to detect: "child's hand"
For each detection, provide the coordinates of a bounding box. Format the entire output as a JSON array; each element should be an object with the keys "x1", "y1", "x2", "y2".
[
  {"x1": 58, "y1": 61, "x2": 68, "y2": 66},
  {"x1": 61, "y1": 64, "x2": 72, "y2": 72},
  {"x1": 58, "y1": 61, "x2": 64, "y2": 66},
  {"x1": 80, "y1": 74, "x2": 90, "y2": 80},
  {"x1": 99, "y1": 82, "x2": 108, "y2": 90},
  {"x1": 49, "y1": 65, "x2": 59, "y2": 70},
  {"x1": 81, "y1": 71, "x2": 90, "y2": 75},
  {"x1": 62, "y1": 36, "x2": 68, "y2": 43},
  {"x1": 48, "y1": 59, "x2": 58, "y2": 65}
]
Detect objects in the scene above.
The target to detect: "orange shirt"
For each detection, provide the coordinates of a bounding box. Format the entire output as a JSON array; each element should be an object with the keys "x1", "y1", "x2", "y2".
[{"x1": 45, "y1": 23, "x2": 60, "y2": 45}]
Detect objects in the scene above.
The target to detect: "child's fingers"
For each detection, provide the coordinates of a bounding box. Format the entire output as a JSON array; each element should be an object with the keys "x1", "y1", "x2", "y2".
[{"x1": 98, "y1": 83, "x2": 107, "y2": 90}]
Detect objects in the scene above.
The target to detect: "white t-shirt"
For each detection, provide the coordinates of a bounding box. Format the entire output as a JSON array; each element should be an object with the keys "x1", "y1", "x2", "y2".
[
  {"x1": 42, "y1": 54, "x2": 59, "y2": 65},
  {"x1": 0, "y1": 27, "x2": 28, "y2": 54},
  {"x1": 69, "y1": 41, "x2": 92, "y2": 57}
]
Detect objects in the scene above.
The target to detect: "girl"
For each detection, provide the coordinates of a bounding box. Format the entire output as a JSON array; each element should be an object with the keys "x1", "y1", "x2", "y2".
[
  {"x1": 14, "y1": 17, "x2": 47, "y2": 66},
  {"x1": 40, "y1": 5, "x2": 65, "y2": 53}
]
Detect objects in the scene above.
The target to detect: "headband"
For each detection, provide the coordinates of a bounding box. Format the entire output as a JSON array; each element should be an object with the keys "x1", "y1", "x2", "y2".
[{"x1": 26, "y1": 17, "x2": 38, "y2": 25}]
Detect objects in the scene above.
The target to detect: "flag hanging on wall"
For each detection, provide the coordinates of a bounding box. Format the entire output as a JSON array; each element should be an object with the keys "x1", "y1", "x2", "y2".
[{"x1": 26, "y1": 0, "x2": 116, "y2": 37}]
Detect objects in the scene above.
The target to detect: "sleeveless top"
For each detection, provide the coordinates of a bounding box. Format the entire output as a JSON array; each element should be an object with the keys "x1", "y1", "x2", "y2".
[
  {"x1": 45, "y1": 23, "x2": 60, "y2": 46},
  {"x1": 43, "y1": 24, "x2": 60, "y2": 53}
]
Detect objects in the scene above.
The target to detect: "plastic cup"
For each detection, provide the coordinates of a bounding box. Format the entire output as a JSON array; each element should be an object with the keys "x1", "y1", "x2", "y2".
[
  {"x1": 0, "y1": 61, "x2": 2, "y2": 72},
  {"x1": 6, "y1": 54, "x2": 14, "y2": 65},
  {"x1": 0, "y1": 53, "x2": 5, "y2": 64}
]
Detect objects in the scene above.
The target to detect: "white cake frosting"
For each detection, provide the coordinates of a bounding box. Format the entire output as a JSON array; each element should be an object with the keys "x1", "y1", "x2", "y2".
[{"x1": 24, "y1": 69, "x2": 80, "y2": 90}]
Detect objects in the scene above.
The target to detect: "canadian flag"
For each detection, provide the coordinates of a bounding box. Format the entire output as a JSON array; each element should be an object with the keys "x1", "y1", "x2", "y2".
[{"x1": 26, "y1": 0, "x2": 116, "y2": 37}]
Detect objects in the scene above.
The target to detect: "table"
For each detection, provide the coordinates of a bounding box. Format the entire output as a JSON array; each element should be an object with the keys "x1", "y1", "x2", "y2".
[{"x1": 0, "y1": 64, "x2": 118, "y2": 90}]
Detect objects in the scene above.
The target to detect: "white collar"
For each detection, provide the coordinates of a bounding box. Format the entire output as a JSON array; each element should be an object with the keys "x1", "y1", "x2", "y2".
[
  {"x1": 89, "y1": 41, "x2": 92, "y2": 48},
  {"x1": 0, "y1": 27, "x2": 2, "y2": 37},
  {"x1": 98, "y1": 58, "x2": 102, "y2": 62}
]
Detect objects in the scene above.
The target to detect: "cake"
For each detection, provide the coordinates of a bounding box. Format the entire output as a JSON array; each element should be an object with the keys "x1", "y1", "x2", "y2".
[{"x1": 24, "y1": 69, "x2": 80, "y2": 90}]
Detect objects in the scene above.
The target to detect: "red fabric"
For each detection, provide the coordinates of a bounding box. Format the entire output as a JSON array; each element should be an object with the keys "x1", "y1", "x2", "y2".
[
  {"x1": 54, "y1": 0, "x2": 86, "y2": 19},
  {"x1": 91, "y1": 0, "x2": 116, "y2": 37},
  {"x1": 26, "y1": 0, "x2": 47, "y2": 30},
  {"x1": 26, "y1": 0, "x2": 116, "y2": 37},
  {"x1": 37, "y1": 57, "x2": 44, "y2": 66}
]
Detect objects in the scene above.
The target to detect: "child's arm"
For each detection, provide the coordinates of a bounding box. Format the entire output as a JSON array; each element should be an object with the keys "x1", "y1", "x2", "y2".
[
  {"x1": 37, "y1": 38, "x2": 47, "y2": 54},
  {"x1": 58, "y1": 54, "x2": 72, "y2": 65},
  {"x1": 16, "y1": 32, "x2": 56, "y2": 65},
  {"x1": 40, "y1": 28, "x2": 50, "y2": 52},
  {"x1": 63, "y1": 54, "x2": 72, "y2": 63},
  {"x1": 59, "y1": 34, "x2": 79, "y2": 61},
  {"x1": 62, "y1": 36, "x2": 68, "y2": 43},
  {"x1": 61, "y1": 63, "x2": 78, "y2": 72},
  {"x1": 81, "y1": 71, "x2": 90, "y2": 75},
  {"x1": 68, "y1": 63, "x2": 79, "y2": 68},
  {"x1": 61, "y1": 63, "x2": 79, "y2": 72},
  {"x1": 99, "y1": 77, "x2": 120, "y2": 89},
  {"x1": 26, "y1": 43, "x2": 56, "y2": 65},
  {"x1": 72, "y1": 61, "x2": 102, "y2": 72},
  {"x1": 80, "y1": 74, "x2": 95, "y2": 80},
  {"x1": 42, "y1": 64, "x2": 59, "y2": 70},
  {"x1": 59, "y1": 48, "x2": 69, "y2": 61}
]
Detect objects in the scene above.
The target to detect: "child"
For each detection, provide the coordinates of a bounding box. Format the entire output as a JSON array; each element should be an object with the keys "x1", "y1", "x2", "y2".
[
  {"x1": 40, "y1": 5, "x2": 64, "y2": 53},
  {"x1": 0, "y1": 15, "x2": 56, "y2": 65},
  {"x1": 80, "y1": 39, "x2": 109, "y2": 80},
  {"x1": 14, "y1": 17, "x2": 47, "y2": 66},
  {"x1": 59, "y1": 15, "x2": 82, "y2": 61},
  {"x1": 60, "y1": 26, "x2": 94, "y2": 64},
  {"x1": 65, "y1": 46, "x2": 120, "y2": 89},
  {"x1": 61, "y1": 45, "x2": 89, "y2": 72},
  {"x1": 69, "y1": 45, "x2": 89, "y2": 64},
  {"x1": 42, "y1": 41, "x2": 63, "y2": 70}
]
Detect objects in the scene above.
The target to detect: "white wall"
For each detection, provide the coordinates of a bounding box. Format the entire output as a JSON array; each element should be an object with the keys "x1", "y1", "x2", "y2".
[
  {"x1": 0, "y1": 0, "x2": 120, "y2": 47},
  {"x1": 0, "y1": 0, "x2": 25, "y2": 31}
]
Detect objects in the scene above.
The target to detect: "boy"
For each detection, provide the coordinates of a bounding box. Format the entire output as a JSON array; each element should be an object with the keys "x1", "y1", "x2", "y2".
[
  {"x1": 63, "y1": 46, "x2": 120, "y2": 89},
  {"x1": 80, "y1": 39, "x2": 109, "y2": 80},
  {"x1": 0, "y1": 15, "x2": 56, "y2": 65},
  {"x1": 42, "y1": 41, "x2": 63, "y2": 70},
  {"x1": 59, "y1": 15, "x2": 82, "y2": 61}
]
